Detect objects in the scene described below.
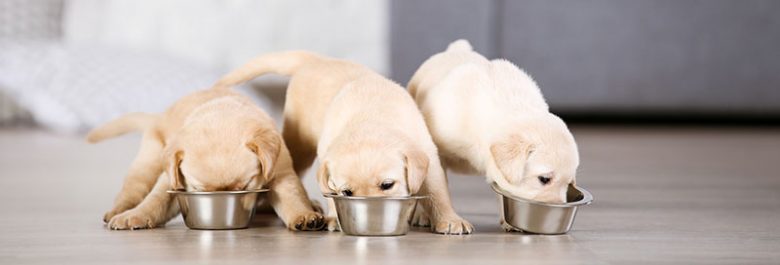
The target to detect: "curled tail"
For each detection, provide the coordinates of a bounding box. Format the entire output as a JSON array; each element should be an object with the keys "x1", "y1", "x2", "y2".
[
  {"x1": 447, "y1": 39, "x2": 473, "y2": 52},
  {"x1": 214, "y1": 50, "x2": 319, "y2": 89},
  {"x1": 86, "y1": 112, "x2": 159, "y2": 143}
]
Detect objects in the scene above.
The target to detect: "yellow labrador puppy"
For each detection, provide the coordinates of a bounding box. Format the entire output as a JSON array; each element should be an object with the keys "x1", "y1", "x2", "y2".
[
  {"x1": 215, "y1": 51, "x2": 473, "y2": 234},
  {"x1": 408, "y1": 40, "x2": 579, "y2": 207},
  {"x1": 88, "y1": 86, "x2": 324, "y2": 231}
]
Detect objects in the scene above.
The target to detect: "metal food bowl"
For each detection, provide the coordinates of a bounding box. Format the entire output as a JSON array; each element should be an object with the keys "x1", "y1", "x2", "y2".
[
  {"x1": 324, "y1": 194, "x2": 426, "y2": 236},
  {"x1": 167, "y1": 189, "x2": 268, "y2": 230},
  {"x1": 491, "y1": 182, "x2": 593, "y2": 234}
]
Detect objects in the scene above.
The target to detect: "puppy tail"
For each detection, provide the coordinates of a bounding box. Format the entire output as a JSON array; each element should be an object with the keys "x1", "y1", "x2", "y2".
[
  {"x1": 86, "y1": 112, "x2": 159, "y2": 143},
  {"x1": 447, "y1": 39, "x2": 473, "y2": 52},
  {"x1": 213, "y1": 51, "x2": 318, "y2": 89}
]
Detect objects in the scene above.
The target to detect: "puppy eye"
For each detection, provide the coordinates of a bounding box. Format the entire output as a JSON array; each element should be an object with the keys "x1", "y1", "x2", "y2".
[
  {"x1": 341, "y1": 189, "x2": 353, "y2": 196},
  {"x1": 538, "y1": 175, "x2": 551, "y2": 185},
  {"x1": 380, "y1": 180, "x2": 395, "y2": 190}
]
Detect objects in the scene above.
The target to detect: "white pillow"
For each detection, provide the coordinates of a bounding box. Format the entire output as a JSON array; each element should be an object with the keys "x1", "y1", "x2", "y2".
[
  {"x1": 0, "y1": 0, "x2": 63, "y2": 124},
  {"x1": 0, "y1": 40, "x2": 275, "y2": 133}
]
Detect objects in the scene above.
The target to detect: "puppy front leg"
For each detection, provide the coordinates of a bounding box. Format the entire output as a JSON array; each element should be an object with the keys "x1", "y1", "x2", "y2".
[
  {"x1": 419, "y1": 162, "x2": 474, "y2": 235},
  {"x1": 108, "y1": 174, "x2": 179, "y2": 230},
  {"x1": 104, "y1": 131, "x2": 164, "y2": 222},
  {"x1": 411, "y1": 202, "x2": 431, "y2": 227},
  {"x1": 267, "y1": 169, "x2": 325, "y2": 231},
  {"x1": 324, "y1": 198, "x2": 340, "y2": 231}
]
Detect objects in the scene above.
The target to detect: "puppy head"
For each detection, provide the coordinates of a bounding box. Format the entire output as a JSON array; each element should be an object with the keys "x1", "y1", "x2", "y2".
[
  {"x1": 165, "y1": 127, "x2": 281, "y2": 192},
  {"x1": 317, "y1": 143, "x2": 428, "y2": 197},
  {"x1": 489, "y1": 116, "x2": 579, "y2": 203}
]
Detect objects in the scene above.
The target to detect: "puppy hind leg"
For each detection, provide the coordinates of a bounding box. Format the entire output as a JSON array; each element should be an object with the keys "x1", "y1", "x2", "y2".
[
  {"x1": 282, "y1": 120, "x2": 317, "y2": 177},
  {"x1": 103, "y1": 131, "x2": 165, "y2": 222}
]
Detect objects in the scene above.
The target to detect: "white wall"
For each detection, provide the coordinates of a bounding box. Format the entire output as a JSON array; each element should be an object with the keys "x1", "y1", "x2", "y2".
[
  {"x1": 60, "y1": 0, "x2": 389, "y2": 199},
  {"x1": 64, "y1": 0, "x2": 389, "y2": 75}
]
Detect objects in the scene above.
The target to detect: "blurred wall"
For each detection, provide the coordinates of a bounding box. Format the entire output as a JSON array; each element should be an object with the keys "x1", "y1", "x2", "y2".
[
  {"x1": 391, "y1": 0, "x2": 780, "y2": 116},
  {"x1": 64, "y1": 0, "x2": 389, "y2": 75}
]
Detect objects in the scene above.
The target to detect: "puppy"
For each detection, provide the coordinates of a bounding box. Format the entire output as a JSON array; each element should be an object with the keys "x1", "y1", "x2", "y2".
[
  {"x1": 408, "y1": 39, "x2": 580, "y2": 207},
  {"x1": 215, "y1": 51, "x2": 473, "y2": 234},
  {"x1": 87, "y1": 86, "x2": 324, "y2": 231}
]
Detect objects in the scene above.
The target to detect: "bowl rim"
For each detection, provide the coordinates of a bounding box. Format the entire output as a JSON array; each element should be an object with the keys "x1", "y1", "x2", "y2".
[
  {"x1": 490, "y1": 182, "x2": 593, "y2": 207},
  {"x1": 323, "y1": 193, "x2": 428, "y2": 201},
  {"x1": 166, "y1": 189, "x2": 269, "y2": 195}
]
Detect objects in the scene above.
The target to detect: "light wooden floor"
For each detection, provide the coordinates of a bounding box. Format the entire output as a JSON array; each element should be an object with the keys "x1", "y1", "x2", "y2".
[{"x1": 0, "y1": 126, "x2": 778, "y2": 264}]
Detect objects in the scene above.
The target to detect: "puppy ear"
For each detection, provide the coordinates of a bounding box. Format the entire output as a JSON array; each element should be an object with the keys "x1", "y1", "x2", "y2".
[
  {"x1": 403, "y1": 148, "x2": 429, "y2": 195},
  {"x1": 489, "y1": 134, "x2": 533, "y2": 184},
  {"x1": 316, "y1": 160, "x2": 333, "y2": 194},
  {"x1": 165, "y1": 148, "x2": 185, "y2": 190},
  {"x1": 247, "y1": 128, "x2": 282, "y2": 181}
]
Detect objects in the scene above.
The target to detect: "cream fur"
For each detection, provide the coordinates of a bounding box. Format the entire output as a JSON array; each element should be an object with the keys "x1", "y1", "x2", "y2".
[
  {"x1": 408, "y1": 39, "x2": 580, "y2": 204},
  {"x1": 88, "y1": 87, "x2": 324, "y2": 231},
  {"x1": 215, "y1": 51, "x2": 473, "y2": 235}
]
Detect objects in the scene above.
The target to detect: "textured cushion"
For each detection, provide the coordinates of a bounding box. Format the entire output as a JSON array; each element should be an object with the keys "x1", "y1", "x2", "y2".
[
  {"x1": 0, "y1": 40, "x2": 274, "y2": 133},
  {"x1": 0, "y1": 0, "x2": 64, "y2": 124},
  {"x1": 0, "y1": 0, "x2": 62, "y2": 39}
]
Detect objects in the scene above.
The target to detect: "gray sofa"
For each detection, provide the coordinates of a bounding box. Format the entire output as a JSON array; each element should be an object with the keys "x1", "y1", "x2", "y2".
[{"x1": 391, "y1": 0, "x2": 780, "y2": 117}]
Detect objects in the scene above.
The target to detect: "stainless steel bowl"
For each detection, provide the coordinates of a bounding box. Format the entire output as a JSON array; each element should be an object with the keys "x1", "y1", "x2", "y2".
[
  {"x1": 491, "y1": 183, "x2": 593, "y2": 234},
  {"x1": 324, "y1": 194, "x2": 426, "y2": 236},
  {"x1": 167, "y1": 189, "x2": 268, "y2": 230}
]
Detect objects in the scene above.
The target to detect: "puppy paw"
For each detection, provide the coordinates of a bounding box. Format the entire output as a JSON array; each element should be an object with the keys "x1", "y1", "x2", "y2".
[
  {"x1": 500, "y1": 220, "x2": 521, "y2": 232},
  {"x1": 107, "y1": 209, "x2": 159, "y2": 230},
  {"x1": 103, "y1": 208, "x2": 127, "y2": 223},
  {"x1": 288, "y1": 211, "x2": 325, "y2": 231},
  {"x1": 411, "y1": 206, "x2": 431, "y2": 227},
  {"x1": 432, "y1": 217, "x2": 474, "y2": 235},
  {"x1": 325, "y1": 216, "x2": 341, "y2": 232}
]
